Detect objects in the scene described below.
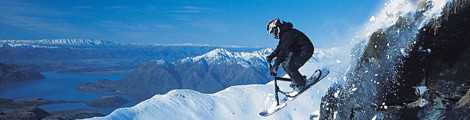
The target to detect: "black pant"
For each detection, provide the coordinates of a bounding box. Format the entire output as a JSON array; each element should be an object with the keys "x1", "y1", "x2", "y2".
[{"x1": 281, "y1": 51, "x2": 312, "y2": 87}]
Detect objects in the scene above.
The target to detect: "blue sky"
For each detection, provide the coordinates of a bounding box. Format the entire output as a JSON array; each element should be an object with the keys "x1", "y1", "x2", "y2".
[{"x1": 0, "y1": 0, "x2": 384, "y2": 48}]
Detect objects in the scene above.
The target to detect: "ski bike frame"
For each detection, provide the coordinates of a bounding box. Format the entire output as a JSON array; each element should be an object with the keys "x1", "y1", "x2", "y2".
[{"x1": 269, "y1": 63, "x2": 291, "y2": 105}]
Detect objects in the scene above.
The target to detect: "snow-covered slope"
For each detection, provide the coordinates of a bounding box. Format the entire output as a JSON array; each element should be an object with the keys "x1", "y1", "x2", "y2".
[{"x1": 86, "y1": 47, "x2": 350, "y2": 120}]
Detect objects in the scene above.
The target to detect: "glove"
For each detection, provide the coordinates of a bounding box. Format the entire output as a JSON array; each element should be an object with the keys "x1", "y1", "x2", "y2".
[
  {"x1": 266, "y1": 56, "x2": 273, "y2": 63},
  {"x1": 270, "y1": 69, "x2": 277, "y2": 76},
  {"x1": 270, "y1": 63, "x2": 279, "y2": 76}
]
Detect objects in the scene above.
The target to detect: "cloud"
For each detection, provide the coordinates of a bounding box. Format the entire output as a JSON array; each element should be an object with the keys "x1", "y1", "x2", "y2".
[
  {"x1": 164, "y1": 6, "x2": 215, "y2": 21},
  {"x1": 168, "y1": 6, "x2": 214, "y2": 13},
  {"x1": 181, "y1": 6, "x2": 214, "y2": 10},
  {"x1": 170, "y1": 10, "x2": 201, "y2": 13}
]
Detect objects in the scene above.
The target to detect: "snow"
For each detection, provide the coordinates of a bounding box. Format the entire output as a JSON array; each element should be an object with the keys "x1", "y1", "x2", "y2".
[
  {"x1": 310, "y1": 110, "x2": 320, "y2": 120},
  {"x1": 351, "y1": 88, "x2": 358, "y2": 92},
  {"x1": 369, "y1": 16, "x2": 376, "y2": 22},
  {"x1": 414, "y1": 86, "x2": 428, "y2": 96},
  {"x1": 418, "y1": 98, "x2": 428, "y2": 107},
  {"x1": 336, "y1": 59, "x2": 341, "y2": 63},
  {"x1": 372, "y1": 115, "x2": 377, "y2": 120},
  {"x1": 356, "y1": 0, "x2": 449, "y2": 42},
  {"x1": 151, "y1": 59, "x2": 166, "y2": 65},
  {"x1": 87, "y1": 83, "x2": 317, "y2": 119},
  {"x1": 400, "y1": 48, "x2": 408, "y2": 56}
]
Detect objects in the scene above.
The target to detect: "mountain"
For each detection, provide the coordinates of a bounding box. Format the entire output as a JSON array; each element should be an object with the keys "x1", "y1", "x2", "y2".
[
  {"x1": 77, "y1": 48, "x2": 279, "y2": 100},
  {"x1": 320, "y1": 0, "x2": 470, "y2": 119},
  {"x1": 77, "y1": 47, "x2": 345, "y2": 101},
  {"x1": 84, "y1": 46, "x2": 349, "y2": 120}
]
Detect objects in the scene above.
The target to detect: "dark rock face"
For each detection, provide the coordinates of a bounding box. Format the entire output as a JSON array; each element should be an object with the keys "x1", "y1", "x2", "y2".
[
  {"x1": 320, "y1": 0, "x2": 470, "y2": 119},
  {"x1": 0, "y1": 63, "x2": 45, "y2": 82}
]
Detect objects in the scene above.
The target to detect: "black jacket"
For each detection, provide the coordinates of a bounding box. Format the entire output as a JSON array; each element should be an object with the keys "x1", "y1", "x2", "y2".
[{"x1": 268, "y1": 22, "x2": 314, "y2": 68}]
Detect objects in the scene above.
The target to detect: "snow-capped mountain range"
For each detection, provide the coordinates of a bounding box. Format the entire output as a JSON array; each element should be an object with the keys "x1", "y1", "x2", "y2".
[
  {"x1": 0, "y1": 39, "x2": 119, "y2": 48},
  {"x1": 0, "y1": 39, "x2": 264, "y2": 49},
  {"x1": 0, "y1": 39, "x2": 264, "y2": 75}
]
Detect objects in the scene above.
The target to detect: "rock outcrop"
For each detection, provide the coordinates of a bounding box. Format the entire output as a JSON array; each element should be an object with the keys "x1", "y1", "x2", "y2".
[{"x1": 319, "y1": 0, "x2": 470, "y2": 119}]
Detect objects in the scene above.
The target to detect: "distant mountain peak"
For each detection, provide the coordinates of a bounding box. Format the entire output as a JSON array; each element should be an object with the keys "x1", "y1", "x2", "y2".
[
  {"x1": 179, "y1": 48, "x2": 273, "y2": 68},
  {"x1": 150, "y1": 59, "x2": 166, "y2": 65},
  {"x1": 195, "y1": 48, "x2": 234, "y2": 62}
]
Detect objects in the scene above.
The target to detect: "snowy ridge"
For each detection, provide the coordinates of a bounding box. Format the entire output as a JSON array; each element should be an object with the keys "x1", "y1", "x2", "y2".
[
  {"x1": 179, "y1": 48, "x2": 273, "y2": 68},
  {"x1": 0, "y1": 39, "x2": 118, "y2": 48},
  {"x1": 86, "y1": 46, "x2": 350, "y2": 120}
]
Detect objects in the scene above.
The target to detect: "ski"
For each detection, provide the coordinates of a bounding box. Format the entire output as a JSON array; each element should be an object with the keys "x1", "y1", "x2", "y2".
[
  {"x1": 285, "y1": 68, "x2": 330, "y2": 98},
  {"x1": 259, "y1": 68, "x2": 330, "y2": 117},
  {"x1": 259, "y1": 101, "x2": 287, "y2": 116}
]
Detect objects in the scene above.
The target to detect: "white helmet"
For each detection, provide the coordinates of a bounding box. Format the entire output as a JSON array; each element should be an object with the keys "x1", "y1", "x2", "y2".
[{"x1": 266, "y1": 18, "x2": 281, "y2": 39}]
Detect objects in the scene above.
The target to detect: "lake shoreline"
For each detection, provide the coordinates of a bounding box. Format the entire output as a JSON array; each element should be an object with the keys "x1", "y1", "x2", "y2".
[{"x1": 0, "y1": 96, "x2": 128, "y2": 119}]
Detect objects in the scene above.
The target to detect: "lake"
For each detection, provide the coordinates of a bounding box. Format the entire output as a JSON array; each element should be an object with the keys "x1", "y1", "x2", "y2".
[{"x1": 0, "y1": 72, "x2": 133, "y2": 114}]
